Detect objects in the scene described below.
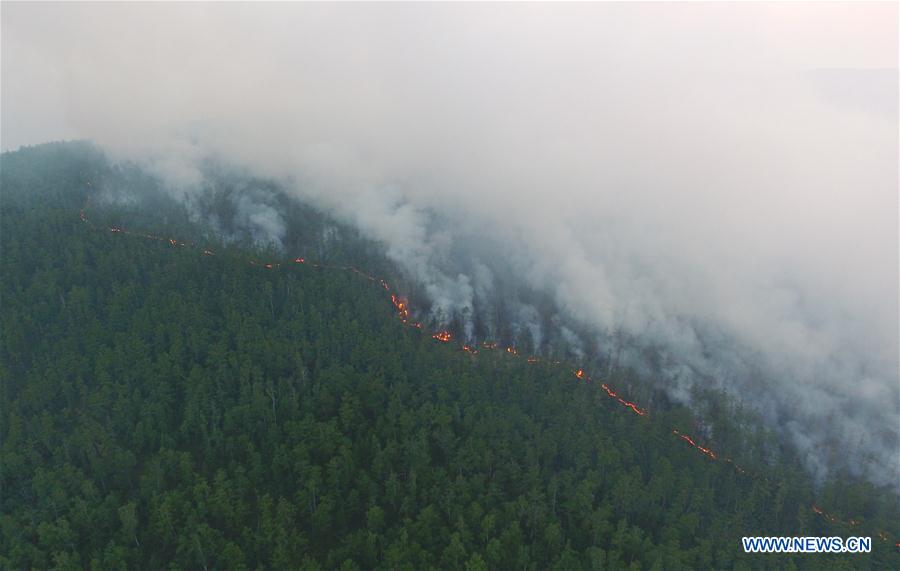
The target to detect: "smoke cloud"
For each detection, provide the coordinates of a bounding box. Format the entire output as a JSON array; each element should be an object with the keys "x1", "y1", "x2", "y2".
[{"x1": 3, "y1": 3, "x2": 897, "y2": 488}]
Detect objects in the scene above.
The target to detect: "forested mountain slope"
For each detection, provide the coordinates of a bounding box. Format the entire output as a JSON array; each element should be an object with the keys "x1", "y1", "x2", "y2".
[{"x1": 1, "y1": 143, "x2": 897, "y2": 569}]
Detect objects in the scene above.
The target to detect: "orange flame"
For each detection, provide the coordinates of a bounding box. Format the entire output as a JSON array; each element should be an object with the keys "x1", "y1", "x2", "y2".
[
  {"x1": 391, "y1": 295, "x2": 410, "y2": 322},
  {"x1": 601, "y1": 383, "x2": 647, "y2": 416},
  {"x1": 673, "y1": 429, "x2": 717, "y2": 460},
  {"x1": 432, "y1": 331, "x2": 452, "y2": 342}
]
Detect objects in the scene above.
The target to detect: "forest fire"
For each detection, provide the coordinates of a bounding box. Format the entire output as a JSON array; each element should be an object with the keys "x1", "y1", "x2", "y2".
[
  {"x1": 77, "y1": 198, "x2": 892, "y2": 545},
  {"x1": 391, "y1": 295, "x2": 411, "y2": 322},
  {"x1": 432, "y1": 331, "x2": 452, "y2": 342},
  {"x1": 622, "y1": 402, "x2": 646, "y2": 416},
  {"x1": 811, "y1": 505, "x2": 842, "y2": 524},
  {"x1": 600, "y1": 383, "x2": 647, "y2": 416},
  {"x1": 673, "y1": 429, "x2": 718, "y2": 460}
]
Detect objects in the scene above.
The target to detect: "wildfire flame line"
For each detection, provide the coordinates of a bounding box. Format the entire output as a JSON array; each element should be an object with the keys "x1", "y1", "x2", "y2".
[
  {"x1": 672, "y1": 429, "x2": 717, "y2": 460},
  {"x1": 432, "y1": 331, "x2": 452, "y2": 343},
  {"x1": 77, "y1": 193, "x2": 893, "y2": 544}
]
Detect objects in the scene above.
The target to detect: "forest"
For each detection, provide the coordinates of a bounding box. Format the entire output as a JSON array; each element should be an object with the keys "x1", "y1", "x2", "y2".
[{"x1": 1, "y1": 143, "x2": 897, "y2": 569}]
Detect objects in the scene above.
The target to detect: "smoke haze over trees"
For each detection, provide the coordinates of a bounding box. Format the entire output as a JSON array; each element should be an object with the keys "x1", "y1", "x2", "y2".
[
  {"x1": 2, "y1": 142, "x2": 898, "y2": 569},
  {"x1": 2, "y1": 2, "x2": 897, "y2": 490}
]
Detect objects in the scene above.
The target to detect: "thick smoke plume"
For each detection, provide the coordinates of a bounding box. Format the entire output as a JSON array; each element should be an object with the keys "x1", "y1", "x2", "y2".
[{"x1": 3, "y1": 3, "x2": 898, "y2": 488}]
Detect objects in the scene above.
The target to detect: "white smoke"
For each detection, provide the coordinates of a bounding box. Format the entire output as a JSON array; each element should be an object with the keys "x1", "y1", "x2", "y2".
[
  {"x1": 3, "y1": 2, "x2": 897, "y2": 488},
  {"x1": 233, "y1": 194, "x2": 286, "y2": 247}
]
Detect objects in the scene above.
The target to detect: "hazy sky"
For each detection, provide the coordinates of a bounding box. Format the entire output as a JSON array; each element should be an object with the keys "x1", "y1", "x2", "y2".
[{"x1": 3, "y1": 2, "x2": 898, "y2": 487}]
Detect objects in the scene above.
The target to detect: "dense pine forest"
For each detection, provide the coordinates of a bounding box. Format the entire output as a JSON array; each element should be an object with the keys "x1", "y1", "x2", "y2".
[{"x1": 1, "y1": 143, "x2": 897, "y2": 569}]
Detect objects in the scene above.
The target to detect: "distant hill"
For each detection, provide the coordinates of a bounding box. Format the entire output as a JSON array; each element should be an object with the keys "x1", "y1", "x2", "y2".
[{"x1": 2, "y1": 143, "x2": 896, "y2": 569}]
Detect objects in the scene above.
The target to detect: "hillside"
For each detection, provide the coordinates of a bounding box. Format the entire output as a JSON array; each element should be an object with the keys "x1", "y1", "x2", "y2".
[{"x1": 1, "y1": 143, "x2": 897, "y2": 569}]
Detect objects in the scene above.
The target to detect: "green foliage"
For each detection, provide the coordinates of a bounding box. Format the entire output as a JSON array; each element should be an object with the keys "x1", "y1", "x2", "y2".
[{"x1": 1, "y1": 143, "x2": 897, "y2": 569}]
